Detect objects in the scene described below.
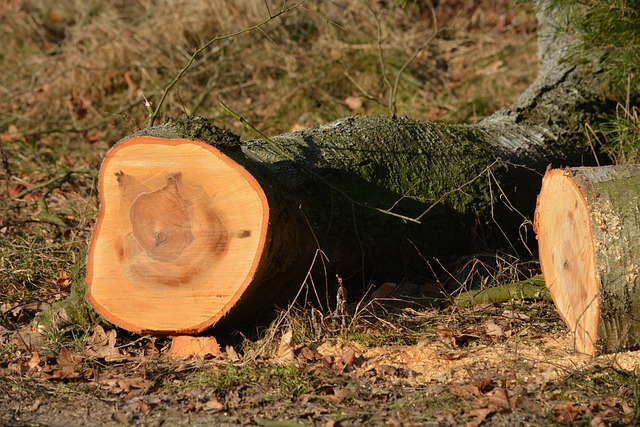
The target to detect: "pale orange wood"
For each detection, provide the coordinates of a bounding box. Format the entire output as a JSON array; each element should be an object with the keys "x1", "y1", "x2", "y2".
[
  {"x1": 87, "y1": 136, "x2": 269, "y2": 334},
  {"x1": 534, "y1": 168, "x2": 599, "y2": 355},
  {"x1": 535, "y1": 165, "x2": 640, "y2": 355}
]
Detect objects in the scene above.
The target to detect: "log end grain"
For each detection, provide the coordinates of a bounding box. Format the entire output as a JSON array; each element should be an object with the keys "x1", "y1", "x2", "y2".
[
  {"x1": 534, "y1": 168, "x2": 599, "y2": 355},
  {"x1": 86, "y1": 136, "x2": 269, "y2": 335}
]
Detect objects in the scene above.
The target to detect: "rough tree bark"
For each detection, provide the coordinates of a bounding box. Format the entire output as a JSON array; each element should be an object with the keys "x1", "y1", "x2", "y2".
[{"x1": 84, "y1": 2, "x2": 615, "y2": 334}]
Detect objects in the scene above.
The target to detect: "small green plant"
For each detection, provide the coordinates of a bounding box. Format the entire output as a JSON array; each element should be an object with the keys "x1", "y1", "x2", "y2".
[
  {"x1": 598, "y1": 103, "x2": 640, "y2": 164},
  {"x1": 185, "y1": 361, "x2": 314, "y2": 400}
]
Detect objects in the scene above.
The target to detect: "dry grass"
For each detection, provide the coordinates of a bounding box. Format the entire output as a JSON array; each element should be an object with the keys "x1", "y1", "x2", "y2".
[{"x1": 1, "y1": 0, "x2": 536, "y2": 140}]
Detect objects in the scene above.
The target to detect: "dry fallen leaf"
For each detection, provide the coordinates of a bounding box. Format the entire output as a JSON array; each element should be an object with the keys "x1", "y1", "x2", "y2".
[
  {"x1": 117, "y1": 377, "x2": 154, "y2": 393},
  {"x1": 297, "y1": 345, "x2": 317, "y2": 364},
  {"x1": 466, "y1": 407, "x2": 493, "y2": 427},
  {"x1": 225, "y1": 345, "x2": 239, "y2": 362},
  {"x1": 100, "y1": 377, "x2": 154, "y2": 394},
  {"x1": 483, "y1": 320, "x2": 504, "y2": 338},
  {"x1": 486, "y1": 387, "x2": 511, "y2": 411},
  {"x1": 341, "y1": 348, "x2": 356, "y2": 367},
  {"x1": 85, "y1": 325, "x2": 124, "y2": 361},
  {"x1": 275, "y1": 329, "x2": 295, "y2": 364},
  {"x1": 54, "y1": 271, "x2": 71, "y2": 292},
  {"x1": 553, "y1": 402, "x2": 579, "y2": 424},
  {"x1": 475, "y1": 59, "x2": 504, "y2": 76},
  {"x1": 289, "y1": 123, "x2": 307, "y2": 133},
  {"x1": 52, "y1": 348, "x2": 82, "y2": 379},
  {"x1": 27, "y1": 351, "x2": 41, "y2": 371},
  {"x1": 202, "y1": 398, "x2": 224, "y2": 412},
  {"x1": 502, "y1": 309, "x2": 530, "y2": 321}
]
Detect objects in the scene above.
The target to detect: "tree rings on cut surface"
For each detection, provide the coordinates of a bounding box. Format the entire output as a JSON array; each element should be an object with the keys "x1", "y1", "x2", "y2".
[
  {"x1": 535, "y1": 165, "x2": 640, "y2": 355},
  {"x1": 87, "y1": 137, "x2": 269, "y2": 334}
]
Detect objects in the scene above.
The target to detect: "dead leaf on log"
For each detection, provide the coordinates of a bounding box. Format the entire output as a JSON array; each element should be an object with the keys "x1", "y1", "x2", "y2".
[{"x1": 344, "y1": 96, "x2": 363, "y2": 112}]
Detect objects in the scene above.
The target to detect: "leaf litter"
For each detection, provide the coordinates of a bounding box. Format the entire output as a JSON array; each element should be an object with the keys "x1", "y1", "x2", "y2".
[{"x1": 2, "y1": 298, "x2": 640, "y2": 425}]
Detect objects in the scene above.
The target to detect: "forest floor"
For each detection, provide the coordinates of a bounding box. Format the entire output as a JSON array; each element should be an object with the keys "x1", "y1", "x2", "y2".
[
  {"x1": 3, "y1": 296, "x2": 640, "y2": 426},
  {"x1": 2, "y1": 0, "x2": 639, "y2": 425}
]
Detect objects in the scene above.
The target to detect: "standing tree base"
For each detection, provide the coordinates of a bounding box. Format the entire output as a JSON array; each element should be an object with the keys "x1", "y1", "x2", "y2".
[{"x1": 534, "y1": 165, "x2": 640, "y2": 355}]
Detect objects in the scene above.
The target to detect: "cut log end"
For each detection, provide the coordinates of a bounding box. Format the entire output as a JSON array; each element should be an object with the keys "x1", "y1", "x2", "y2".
[
  {"x1": 87, "y1": 136, "x2": 269, "y2": 335},
  {"x1": 535, "y1": 165, "x2": 640, "y2": 356},
  {"x1": 534, "y1": 169, "x2": 599, "y2": 356}
]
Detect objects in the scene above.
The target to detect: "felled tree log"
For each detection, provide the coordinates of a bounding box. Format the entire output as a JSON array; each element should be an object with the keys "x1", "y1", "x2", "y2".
[
  {"x1": 85, "y1": 0, "x2": 612, "y2": 335},
  {"x1": 86, "y1": 116, "x2": 535, "y2": 334},
  {"x1": 534, "y1": 165, "x2": 640, "y2": 355}
]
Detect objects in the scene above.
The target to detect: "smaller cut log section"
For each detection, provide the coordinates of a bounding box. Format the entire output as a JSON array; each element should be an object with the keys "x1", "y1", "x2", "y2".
[
  {"x1": 534, "y1": 165, "x2": 640, "y2": 355},
  {"x1": 87, "y1": 137, "x2": 269, "y2": 334}
]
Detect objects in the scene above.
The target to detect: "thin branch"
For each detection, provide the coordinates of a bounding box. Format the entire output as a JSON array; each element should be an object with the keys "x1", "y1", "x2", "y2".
[
  {"x1": 264, "y1": 0, "x2": 272, "y2": 18},
  {"x1": 343, "y1": 70, "x2": 388, "y2": 107},
  {"x1": 11, "y1": 171, "x2": 76, "y2": 200},
  {"x1": 219, "y1": 101, "x2": 295, "y2": 162},
  {"x1": 374, "y1": 15, "x2": 394, "y2": 114},
  {"x1": 146, "y1": 1, "x2": 305, "y2": 128},
  {"x1": 389, "y1": 1, "x2": 439, "y2": 116}
]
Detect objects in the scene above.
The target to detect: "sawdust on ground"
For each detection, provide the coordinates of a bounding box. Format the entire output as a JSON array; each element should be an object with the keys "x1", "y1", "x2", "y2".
[{"x1": 315, "y1": 330, "x2": 640, "y2": 385}]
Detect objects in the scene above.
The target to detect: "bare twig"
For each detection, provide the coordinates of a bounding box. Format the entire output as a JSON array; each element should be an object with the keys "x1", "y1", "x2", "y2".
[
  {"x1": 389, "y1": 1, "x2": 439, "y2": 116},
  {"x1": 10, "y1": 171, "x2": 76, "y2": 200},
  {"x1": 146, "y1": 1, "x2": 305, "y2": 127},
  {"x1": 374, "y1": 15, "x2": 394, "y2": 113}
]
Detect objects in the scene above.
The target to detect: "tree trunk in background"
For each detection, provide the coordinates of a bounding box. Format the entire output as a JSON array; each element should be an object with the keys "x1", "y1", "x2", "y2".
[
  {"x1": 85, "y1": 2, "x2": 617, "y2": 334},
  {"x1": 535, "y1": 166, "x2": 640, "y2": 355}
]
